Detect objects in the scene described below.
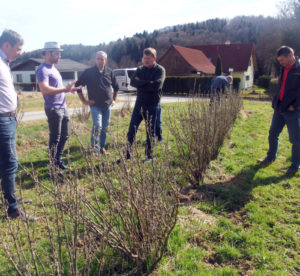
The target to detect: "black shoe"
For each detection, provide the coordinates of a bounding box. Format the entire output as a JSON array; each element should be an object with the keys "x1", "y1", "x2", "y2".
[
  {"x1": 56, "y1": 161, "x2": 68, "y2": 170},
  {"x1": 8, "y1": 209, "x2": 37, "y2": 222},
  {"x1": 258, "y1": 157, "x2": 274, "y2": 166},
  {"x1": 49, "y1": 170, "x2": 65, "y2": 180},
  {"x1": 116, "y1": 152, "x2": 131, "y2": 164},
  {"x1": 143, "y1": 158, "x2": 152, "y2": 163},
  {"x1": 285, "y1": 166, "x2": 298, "y2": 177}
]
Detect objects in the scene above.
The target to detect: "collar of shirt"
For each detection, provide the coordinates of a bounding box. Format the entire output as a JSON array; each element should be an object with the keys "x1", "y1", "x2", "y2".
[
  {"x1": 143, "y1": 63, "x2": 158, "y2": 70},
  {"x1": 96, "y1": 65, "x2": 106, "y2": 74},
  {"x1": 0, "y1": 49, "x2": 9, "y2": 65},
  {"x1": 279, "y1": 61, "x2": 296, "y2": 101},
  {"x1": 285, "y1": 61, "x2": 295, "y2": 72}
]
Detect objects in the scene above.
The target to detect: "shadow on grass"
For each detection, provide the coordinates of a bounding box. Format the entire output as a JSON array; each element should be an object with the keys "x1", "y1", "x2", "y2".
[
  {"x1": 17, "y1": 144, "x2": 118, "y2": 188},
  {"x1": 180, "y1": 163, "x2": 296, "y2": 212},
  {"x1": 16, "y1": 159, "x2": 50, "y2": 189}
]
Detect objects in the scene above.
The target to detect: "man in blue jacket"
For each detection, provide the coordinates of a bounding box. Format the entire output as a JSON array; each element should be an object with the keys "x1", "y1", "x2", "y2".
[
  {"x1": 210, "y1": 75, "x2": 232, "y2": 103},
  {"x1": 260, "y1": 46, "x2": 300, "y2": 176}
]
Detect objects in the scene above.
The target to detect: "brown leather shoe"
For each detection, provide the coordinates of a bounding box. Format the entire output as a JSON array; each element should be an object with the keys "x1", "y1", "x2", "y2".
[
  {"x1": 19, "y1": 198, "x2": 33, "y2": 204},
  {"x1": 8, "y1": 209, "x2": 37, "y2": 222},
  {"x1": 100, "y1": 148, "x2": 110, "y2": 155}
]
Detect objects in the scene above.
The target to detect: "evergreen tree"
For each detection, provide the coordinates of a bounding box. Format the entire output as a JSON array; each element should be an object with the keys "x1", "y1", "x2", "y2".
[{"x1": 215, "y1": 55, "x2": 223, "y2": 76}]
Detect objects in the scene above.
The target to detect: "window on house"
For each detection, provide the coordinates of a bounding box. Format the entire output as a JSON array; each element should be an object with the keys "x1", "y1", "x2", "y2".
[
  {"x1": 113, "y1": 70, "x2": 125, "y2": 76},
  {"x1": 30, "y1": 74, "x2": 36, "y2": 82},
  {"x1": 249, "y1": 59, "x2": 252, "y2": 66},
  {"x1": 60, "y1": 72, "x2": 75, "y2": 80},
  {"x1": 16, "y1": 74, "x2": 23, "y2": 82},
  {"x1": 245, "y1": 75, "x2": 250, "y2": 81}
]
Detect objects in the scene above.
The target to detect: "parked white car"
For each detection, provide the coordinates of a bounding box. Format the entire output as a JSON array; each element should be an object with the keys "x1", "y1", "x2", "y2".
[{"x1": 113, "y1": 68, "x2": 137, "y2": 92}]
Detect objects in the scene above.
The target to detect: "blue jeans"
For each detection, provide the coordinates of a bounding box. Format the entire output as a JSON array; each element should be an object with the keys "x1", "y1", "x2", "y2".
[
  {"x1": 90, "y1": 105, "x2": 111, "y2": 151},
  {"x1": 267, "y1": 109, "x2": 300, "y2": 169},
  {"x1": 155, "y1": 104, "x2": 162, "y2": 141},
  {"x1": 45, "y1": 108, "x2": 70, "y2": 163},
  {"x1": 127, "y1": 102, "x2": 159, "y2": 159},
  {"x1": 0, "y1": 116, "x2": 19, "y2": 214}
]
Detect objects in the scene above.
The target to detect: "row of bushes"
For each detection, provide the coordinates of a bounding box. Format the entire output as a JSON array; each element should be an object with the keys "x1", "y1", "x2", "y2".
[
  {"x1": 3, "y1": 94, "x2": 243, "y2": 275},
  {"x1": 162, "y1": 76, "x2": 241, "y2": 95}
]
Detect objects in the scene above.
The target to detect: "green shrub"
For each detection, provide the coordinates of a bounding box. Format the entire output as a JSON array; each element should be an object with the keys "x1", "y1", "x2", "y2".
[
  {"x1": 167, "y1": 93, "x2": 242, "y2": 186},
  {"x1": 267, "y1": 78, "x2": 278, "y2": 97},
  {"x1": 258, "y1": 75, "x2": 272, "y2": 89},
  {"x1": 163, "y1": 76, "x2": 241, "y2": 95}
]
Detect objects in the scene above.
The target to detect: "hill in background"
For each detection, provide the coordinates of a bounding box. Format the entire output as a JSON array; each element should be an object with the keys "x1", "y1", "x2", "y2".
[{"x1": 16, "y1": 0, "x2": 300, "y2": 77}]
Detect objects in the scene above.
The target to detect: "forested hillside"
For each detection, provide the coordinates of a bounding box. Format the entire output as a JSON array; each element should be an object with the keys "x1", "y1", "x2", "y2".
[{"x1": 16, "y1": 0, "x2": 300, "y2": 77}]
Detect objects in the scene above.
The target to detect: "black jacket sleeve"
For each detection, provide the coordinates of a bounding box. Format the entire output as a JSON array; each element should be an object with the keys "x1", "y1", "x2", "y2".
[
  {"x1": 130, "y1": 68, "x2": 150, "y2": 88},
  {"x1": 75, "y1": 69, "x2": 88, "y2": 94},
  {"x1": 111, "y1": 70, "x2": 119, "y2": 92},
  {"x1": 142, "y1": 66, "x2": 166, "y2": 92},
  {"x1": 130, "y1": 66, "x2": 166, "y2": 92}
]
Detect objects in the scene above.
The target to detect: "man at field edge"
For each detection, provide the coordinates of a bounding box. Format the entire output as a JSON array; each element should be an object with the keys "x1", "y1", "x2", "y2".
[{"x1": 259, "y1": 45, "x2": 300, "y2": 176}]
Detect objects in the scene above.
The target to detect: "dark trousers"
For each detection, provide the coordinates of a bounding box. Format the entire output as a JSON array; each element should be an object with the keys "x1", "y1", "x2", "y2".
[
  {"x1": 210, "y1": 88, "x2": 225, "y2": 103},
  {"x1": 0, "y1": 116, "x2": 18, "y2": 214},
  {"x1": 267, "y1": 109, "x2": 300, "y2": 169},
  {"x1": 45, "y1": 108, "x2": 70, "y2": 164},
  {"x1": 155, "y1": 104, "x2": 162, "y2": 141},
  {"x1": 127, "y1": 102, "x2": 159, "y2": 159}
]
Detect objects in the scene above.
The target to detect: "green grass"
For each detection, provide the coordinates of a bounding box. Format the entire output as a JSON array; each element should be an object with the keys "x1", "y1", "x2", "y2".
[
  {"x1": 0, "y1": 100, "x2": 299, "y2": 275},
  {"x1": 18, "y1": 91, "x2": 130, "y2": 112},
  {"x1": 155, "y1": 100, "x2": 299, "y2": 275},
  {"x1": 18, "y1": 92, "x2": 85, "y2": 112}
]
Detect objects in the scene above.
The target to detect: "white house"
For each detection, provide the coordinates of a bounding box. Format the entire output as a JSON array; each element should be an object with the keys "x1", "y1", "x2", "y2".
[
  {"x1": 187, "y1": 43, "x2": 257, "y2": 89},
  {"x1": 11, "y1": 58, "x2": 89, "y2": 91}
]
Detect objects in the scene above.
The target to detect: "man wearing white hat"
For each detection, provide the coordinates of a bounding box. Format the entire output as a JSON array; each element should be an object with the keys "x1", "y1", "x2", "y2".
[{"x1": 36, "y1": 42, "x2": 81, "y2": 173}]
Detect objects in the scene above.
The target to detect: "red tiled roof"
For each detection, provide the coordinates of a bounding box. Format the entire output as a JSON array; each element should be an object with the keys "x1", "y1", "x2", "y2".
[
  {"x1": 171, "y1": 45, "x2": 215, "y2": 74},
  {"x1": 188, "y1": 43, "x2": 255, "y2": 72}
]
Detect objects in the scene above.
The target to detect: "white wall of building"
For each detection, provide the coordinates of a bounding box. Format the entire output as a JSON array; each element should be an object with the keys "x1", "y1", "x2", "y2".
[
  {"x1": 12, "y1": 70, "x2": 35, "y2": 83},
  {"x1": 232, "y1": 56, "x2": 255, "y2": 90},
  {"x1": 12, "y1": 70, "x2": 80, "y2": 86},
  {"x1": 243, "y1": 56, "x2": 255, "y2": 89}
]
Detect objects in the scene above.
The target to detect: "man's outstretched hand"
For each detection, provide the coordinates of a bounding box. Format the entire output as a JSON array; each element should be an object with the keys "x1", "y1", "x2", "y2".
[{"x1": 65, "y1": 80, "x2": 82, "y2": 93}]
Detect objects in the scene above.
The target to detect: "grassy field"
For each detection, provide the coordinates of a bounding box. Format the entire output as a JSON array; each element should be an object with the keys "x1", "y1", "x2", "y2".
[
  {"x1": 155, "y1": 101, "x2": 299, "y2": 275},
  {"x1": 0, "y1": 100, "x2": 299, "y2": 275},
  {"x1": 18, "y1": 87, "x2": 270, "y2": 113},
  {"x1": 18, "y1": 91, "x2": 84, "y2": 112}
]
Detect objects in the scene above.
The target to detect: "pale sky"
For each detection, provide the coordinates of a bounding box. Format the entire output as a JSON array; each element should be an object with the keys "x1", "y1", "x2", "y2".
[{"x1": 0, "y1": 0, "x2": 282, "y2": 52}]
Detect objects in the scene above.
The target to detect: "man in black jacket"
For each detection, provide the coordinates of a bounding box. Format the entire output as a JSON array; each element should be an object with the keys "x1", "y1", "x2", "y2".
[
  {"x1": 260, "y1": 46, "x2": 300, "y2": 176},
  {"x1": 126, "y1": 48, "x2": 166, "y2": 162},
  {"x1": 75, "y1": 51, "x2": 118, "y2": 155}
]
